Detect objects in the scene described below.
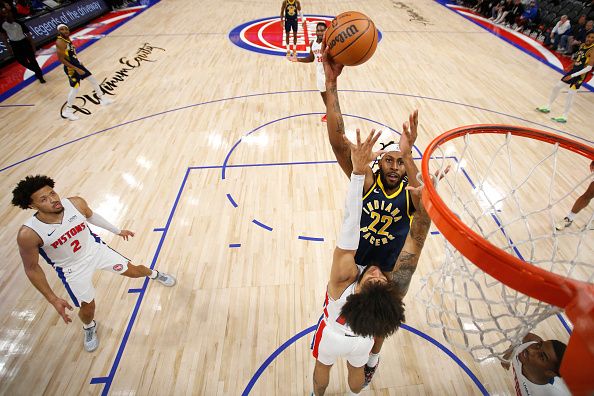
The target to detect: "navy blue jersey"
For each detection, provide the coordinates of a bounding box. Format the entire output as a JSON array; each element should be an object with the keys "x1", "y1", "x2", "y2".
[
  {"x1": 285, "y1": 0, "x2": 298, "y2": 20},
  {"x1": 562, "y1": 42, "x2": 593, "y2": 89},
  {"x1": 355, "y1": 174, "x2": 415, "y2": 272}
]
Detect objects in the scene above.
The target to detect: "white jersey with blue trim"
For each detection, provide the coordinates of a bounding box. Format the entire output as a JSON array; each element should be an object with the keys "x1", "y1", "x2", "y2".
[
  {"x1": 23, "y1": 198, "x2": 98, "y2": 268},
  {"x1": 511, "y1": 342, "x2": 571, "y2": 396}
]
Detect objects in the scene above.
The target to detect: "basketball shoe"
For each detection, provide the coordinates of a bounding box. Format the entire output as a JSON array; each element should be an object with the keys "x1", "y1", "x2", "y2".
[
  {"x1": 83, "y1": 320, "x2": 99, "y2": 352},
  {"x1": 551, "y1": 116, "x2": 567, "y2": 123},
  {"x1": 555, "y1": 217, "x2": 572, "y2": 230},
  {"x1": 535, "y1": 106, "x2": 550, "y2": 113},
  {"x1": 154, "y1": 271, "x2": 177, "y2": 287},
  {"x1": 321, "y1": 114, "x2": 327, "y2": 122},
  {"x1": 63, "y1": 106, "x2": 79, "y2": 121},
  {"x1": 363, "y1": 357, "x2": 380, "y2": 387}
]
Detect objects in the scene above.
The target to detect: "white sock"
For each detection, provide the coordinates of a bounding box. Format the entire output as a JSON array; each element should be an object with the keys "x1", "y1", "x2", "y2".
[
  {"x1": 67, "y1": 87, "x2": 79, "y2": 106},
  {"x1": 562, "y1": 89, "x2": 576, "y2": 118},
  {"x1": 547, "y1": 81, "x2": 564, "y2": 109},
  {"x1": 83, "y1": 320, "x2": 95, "y2": 329},
  {"x1": 149, "y1": 270, "x2": 159, "y2": 279},
  {"x1": 367, "y1": 352, "x2": 380, "y2": 367},
  {"x1": 87, "y1": 75, "x2": 103, "y2": 98},
  {"x1": 567, "y1": 212, "x2": 576, "y2": 221}
]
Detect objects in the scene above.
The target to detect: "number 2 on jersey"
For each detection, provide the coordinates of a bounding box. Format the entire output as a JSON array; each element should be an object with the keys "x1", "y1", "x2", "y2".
[{"x1": 71, "y1": 239, "x2": 81, "y2": 253}]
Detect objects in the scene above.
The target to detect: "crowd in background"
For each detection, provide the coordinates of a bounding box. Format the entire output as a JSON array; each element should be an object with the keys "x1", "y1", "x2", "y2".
[{"x1": 460, "y1": 0, "x2": 594, "y2": 56}]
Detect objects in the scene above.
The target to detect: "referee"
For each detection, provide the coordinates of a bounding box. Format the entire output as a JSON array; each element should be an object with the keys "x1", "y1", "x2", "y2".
[{"x1": 0, "y1": 7, "x2": 45, "y2": 83}]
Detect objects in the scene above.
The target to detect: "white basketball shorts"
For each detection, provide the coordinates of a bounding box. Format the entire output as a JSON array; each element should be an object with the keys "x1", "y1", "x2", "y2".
[
  {"x1": 311, "y1": 319, "x2": 374, "y2": 367},
  {"x1": 56, "y1": 242, "x2": 129, "y2": 307},
  {"x1": 316, "y1": 67, "x2": 326, "y2": 92}
]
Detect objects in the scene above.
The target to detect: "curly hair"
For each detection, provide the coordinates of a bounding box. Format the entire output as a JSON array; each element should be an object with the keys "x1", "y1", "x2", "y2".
[
  {"x1": 11, "y1": 175, "x2": 55, "y2": 209},
  {"x1": 340, "y1": 280, "x2": 405, "y2": 338}
]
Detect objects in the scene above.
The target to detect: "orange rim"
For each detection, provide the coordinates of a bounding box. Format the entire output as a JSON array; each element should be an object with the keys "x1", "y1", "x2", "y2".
[{"x1": 421, "y1": 125, "x2": 594, "y2": 395}]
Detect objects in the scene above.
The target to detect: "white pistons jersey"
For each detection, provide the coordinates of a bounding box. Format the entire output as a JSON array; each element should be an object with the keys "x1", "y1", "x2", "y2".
[
  {"x1": 312, "y1": 39, "x2": 323, "y2": 73},
  {"x1": 511, "y1": 342, "x2": 571, "y2": 396},
  {"x1": 23, "y1": 198, "x2": 98, "y2": 268}
]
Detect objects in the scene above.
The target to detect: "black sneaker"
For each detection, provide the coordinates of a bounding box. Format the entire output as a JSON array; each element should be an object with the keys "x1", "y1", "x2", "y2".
[{"x1": 363, "y1": 357, "x2": 380, "y2": 387}]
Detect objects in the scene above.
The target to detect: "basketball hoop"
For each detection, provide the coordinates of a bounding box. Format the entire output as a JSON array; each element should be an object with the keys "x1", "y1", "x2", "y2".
[{"x1": 418, "y1": 125, "x2": 594, "y2": 395}]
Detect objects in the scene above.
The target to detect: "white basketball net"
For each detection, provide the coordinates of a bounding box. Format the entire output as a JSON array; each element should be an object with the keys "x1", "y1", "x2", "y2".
[{"x1": 417, "y1": 131, "x2": 593, "y2": 361}]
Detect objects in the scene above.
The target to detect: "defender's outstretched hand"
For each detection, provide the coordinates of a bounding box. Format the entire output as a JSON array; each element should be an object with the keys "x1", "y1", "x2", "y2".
[{"x1": 344, "y1": 129, "x2": 385, "y2": 175}]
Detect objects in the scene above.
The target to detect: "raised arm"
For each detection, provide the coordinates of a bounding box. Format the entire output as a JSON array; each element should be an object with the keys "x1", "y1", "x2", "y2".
[
  {"x1": 322, "y1": 48, "x2": 375, "y2": 190},
  {"x1": 389, "y1": 186, "x2": 431, "y2": 298},
  {"x1": 17, "y1": 226, "x2": 73, "y2": 323},
  {"x1": 69, "y1": 196, "x2": 134, "y2": 240},
  {"x1": 399, "y1": 111, "x2": 421, "y2": 209},
  {"x1": 328, "y1": 130, "x2": 385, "y2": 298}
]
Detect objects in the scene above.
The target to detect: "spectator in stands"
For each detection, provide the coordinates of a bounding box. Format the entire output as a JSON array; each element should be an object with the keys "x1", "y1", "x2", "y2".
[
  {"x1": 585, "y1": 0, "x2": 594, "y2": 21},
  {"x1": 505, "y1": 0, "x2": 524, "y2": 27},
  {"x1": 0, "y1": 7, "x2": 45, "y2": 82},
  {"x1": 516, "y1": 0, "x2": 538, "y2": 31},
  {"x1": 560, "y1": 15, "x2": 587, "y2": 54},
  {"x1": 15, "y1": 0, "x2": 31, "y2": 18},
  {"x1": 493, "y1": 0, "x2": 514, "y2": 24},
  {"x1": 545, "y1": 15, "x2": 571, "y2": 51}
]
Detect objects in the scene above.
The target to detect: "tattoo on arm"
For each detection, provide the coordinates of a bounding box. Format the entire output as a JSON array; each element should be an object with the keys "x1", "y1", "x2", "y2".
[{"x1": 390, "y1": 251, "x2": 416, "y2": 296}]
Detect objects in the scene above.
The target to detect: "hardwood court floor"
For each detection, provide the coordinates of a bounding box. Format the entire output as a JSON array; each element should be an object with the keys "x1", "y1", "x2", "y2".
[{"x1": 0, "y1": 0, "x2": 592, "y2": 394}]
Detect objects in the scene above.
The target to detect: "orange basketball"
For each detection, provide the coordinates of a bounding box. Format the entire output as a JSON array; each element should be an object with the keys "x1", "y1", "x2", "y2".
[{"x1": 325, "y1": 11, "x2": 378, "y2": 66}]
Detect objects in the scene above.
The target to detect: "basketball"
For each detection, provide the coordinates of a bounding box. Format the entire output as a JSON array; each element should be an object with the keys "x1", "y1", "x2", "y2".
[{"x1": 325, "y1": 11, "x2": 378, "y2": 66}]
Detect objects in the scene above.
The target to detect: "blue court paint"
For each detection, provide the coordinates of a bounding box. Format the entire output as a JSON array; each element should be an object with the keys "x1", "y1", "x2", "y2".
[
  {"x1": 90, "y1": 167, "x2": 192, "y2": 395},
  {"x1": 242, "y1": 325, "x2": 317, "y2": 396},
  {"x1": 430, "y1": 231, "x2": 441, "y2": 235},
  {"x1": 3, "y1": 89, "x2": 590, "y2": 173},
  {"x1": 221, "y1": 112, "x2": 412, "y2": 180},
  {"x1": 127, "y1": 288, "x2": 143, "y2": 293},
  {"x1": 229, "y1": 243, "x2": 241, "y2": 248},
  {"x1": 242, "y1": 323, "x2": 489, "y2": 395},
  {"x1": 153, "y1": 227, "x2": 165, "y2": 232},
  {"x1": 252, "y1": 219, "x2": 273, "y2": 231},
  {"x1": 400, "y1": 324, "x2": 489, "y2": 395},
  {"x1": 226, "y1": 193, "x2": 238, "y2": 208},
  {"x1": 297, "y1": 236, "x2": 324, "y2": 242}
]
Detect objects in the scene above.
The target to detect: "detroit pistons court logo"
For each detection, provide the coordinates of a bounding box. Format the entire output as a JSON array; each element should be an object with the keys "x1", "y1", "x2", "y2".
[{"x1": 229, "y1": 15, "x2": 382, "y2": 57}]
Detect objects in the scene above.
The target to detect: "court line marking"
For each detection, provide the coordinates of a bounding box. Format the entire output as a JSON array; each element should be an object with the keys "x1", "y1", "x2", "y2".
[
  {"x1": 2, "y1": 88, "x2": 590, "y2": 173},
  {"x1": 242, "y1": 323, "x2": 489, "y2": 395},
  {"x1": 297, "y1": 236, "x2": 324, "y2": 242},
  {"x1": 0, "y1": 104, "x2": 35, "y2": 107},
  {"x1": 252, "y1": 219, "x2": 273, "y2": 231}
]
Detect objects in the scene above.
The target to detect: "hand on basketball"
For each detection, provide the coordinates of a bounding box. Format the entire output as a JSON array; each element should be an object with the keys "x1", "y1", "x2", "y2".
[
  {"x1": 51, "y1": 297, "x2": 73, "y2": 324},
  {"x1": 345, "y1": 129, "x2": 385, "y2": 175},
  {"x1": 322, "y1": 46, "x2": 344, "y2": 83},
  {"x1": 118, "y1": 230, "x2": 135, "y2": 240}
]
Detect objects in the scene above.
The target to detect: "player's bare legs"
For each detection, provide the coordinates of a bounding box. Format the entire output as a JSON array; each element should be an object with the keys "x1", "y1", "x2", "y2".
[
  {"x1": 79, "y1": 300, "x2": 99, "y2": 352},
  {"x1": 122, "y1": 262, "x2": 152, "y2": 278},
  {"x1": 556, "y1": 181, "x2": 594, "y2": 230},
  {"x1": 313, "y1": 360, "x2": 331, "y2": 395},
  {"x1": 78, "y1": 300, "x2": 95, "y2": 324},
  {"x1": 346, "y1": 361, "x2": 365, "y2": 394}
]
